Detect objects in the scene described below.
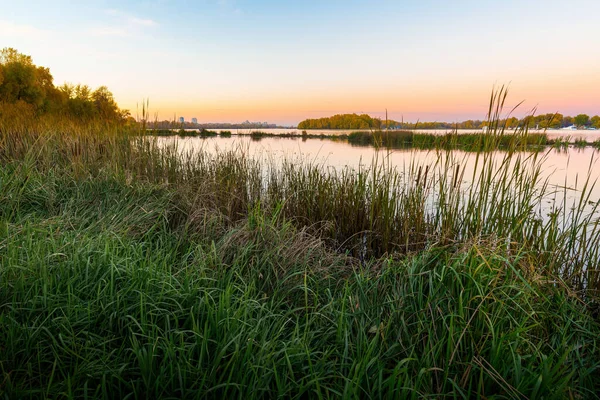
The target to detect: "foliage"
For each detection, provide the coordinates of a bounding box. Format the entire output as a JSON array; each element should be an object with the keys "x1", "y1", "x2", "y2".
[
  {"x1": 299, "y1": 112, "x2": 597, "y2": 130},
  {"x1": 298, "y1": 113, "x2": 382, "y2": 129},
  {"x1": 574, "y1": 114, "x2": 591, "y2": 127},
  {"x1": 0, "y1": 48, "x2": 127, "y2": 123},
  {"x1": 347, "y1": 130, "x2": 548, "y2": 151}
]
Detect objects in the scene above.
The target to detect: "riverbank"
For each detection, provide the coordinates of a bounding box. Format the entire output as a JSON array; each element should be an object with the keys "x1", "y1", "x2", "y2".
[{"x1": 1, "y1": 121, "x2": 600, "y2": 398}]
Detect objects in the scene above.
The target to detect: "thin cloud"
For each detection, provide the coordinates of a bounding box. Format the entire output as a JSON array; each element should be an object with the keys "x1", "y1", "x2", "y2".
[
  {"x1": 101, "y1": 9, "x2": 158, "y2": 26},
  {"x1": 89, "y1": 26, "x2": 131, "y2": 38},
  {"x1": 90, "y1": 10, "x2": 158, "y2": 38},
  {"x1": 129, "y1": 17, "x2": 157, "y2": 27},
  {"x1": 0, "y1": 20, "x2": 48, "y2": 38}
]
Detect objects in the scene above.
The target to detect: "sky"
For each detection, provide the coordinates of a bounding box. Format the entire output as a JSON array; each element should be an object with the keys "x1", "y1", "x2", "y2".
[{"x1": 1, "y1": 0, "x2": 599, "y2": 125}]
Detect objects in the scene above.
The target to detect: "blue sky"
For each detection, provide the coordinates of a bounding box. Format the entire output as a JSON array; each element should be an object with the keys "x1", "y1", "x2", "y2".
[{"x1": 1, "y1": 0, "x2": 599, "y2": 124}]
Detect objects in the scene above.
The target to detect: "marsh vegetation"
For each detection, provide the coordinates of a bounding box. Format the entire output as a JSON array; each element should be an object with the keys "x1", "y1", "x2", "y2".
[{"x1": 1, "y1": 86, "x2": 600, "y2": 398}]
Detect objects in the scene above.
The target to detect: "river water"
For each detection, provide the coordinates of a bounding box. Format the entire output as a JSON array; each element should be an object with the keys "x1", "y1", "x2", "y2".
[
  {"x1": 158, "y1": 135, "x2": 600, "y2": 219},
  {"x1": 184, "y1": 128, "x2": 600, "y2": 141}
]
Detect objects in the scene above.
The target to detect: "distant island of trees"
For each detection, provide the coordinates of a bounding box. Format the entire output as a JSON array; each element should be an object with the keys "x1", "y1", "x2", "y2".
[{"x1": 298, "y1": 113, "x2": 600, "y2": 130}]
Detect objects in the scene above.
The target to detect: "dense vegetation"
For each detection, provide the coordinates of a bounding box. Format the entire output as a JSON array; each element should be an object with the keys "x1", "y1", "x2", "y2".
[
  {"x1": 0, "y1": 48, "x2": 131, "y2": 125},
  {"x1": 298, "y1": 113, "x2": 384, "y2": 129},
  {"x1": 346, "y1": 130, "x2": 551, "y2": 150},
  {"x1": 1, "y1": 84, "x2": 600, "y2": 398},
  {"x1": 298, "y1": 112, "x2": 600, "y2": 130}
]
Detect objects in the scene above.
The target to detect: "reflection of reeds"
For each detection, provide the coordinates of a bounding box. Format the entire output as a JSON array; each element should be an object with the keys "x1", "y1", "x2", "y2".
[
  {"x1": 574, "y1": 137, "x2": 589, "y2": 148},
  {"x1": 1, "y1": 88, "x2": 599, "y2": 398}
]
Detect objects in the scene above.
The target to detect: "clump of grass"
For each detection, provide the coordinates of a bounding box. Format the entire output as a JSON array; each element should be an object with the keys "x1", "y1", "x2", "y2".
[
  {"x1": 249, "y1": 131, "x2": 268, "y2": 140},
  {"x1": 199, "y1": 128, "x2": 218, "y2": 137},
  {"x1": 219, "y1": 130, "x2": 232, "y2": 137},
  {"x1": 150, "y1": 128, "x2": 175, "y2": 136},
  {"x1": 347, "y1": 130, "x2": 548, "y2": 151},
  {"x1": 177, "y1": 128, "x2": 197, "y2": 137},
  {"x1": 551, "y1": 136, "x2": 570, "y2": 149},
  {"x1": 575, "y1": 137, "x2": 589, "y2": 148},
  {"x1": 348, "y1": 130, "x2": 414, "y2": 147}
]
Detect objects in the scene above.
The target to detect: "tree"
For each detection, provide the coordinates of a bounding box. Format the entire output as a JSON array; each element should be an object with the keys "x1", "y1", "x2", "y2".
[
  {"x1": 0, "y1": 47, "x2": 127, "y2": 124},
  {"x1": 562, "y1": 116, "x2": 573, "y2": 127},
  {"x1": 548, "y1": 113, "x2": 563, "y2": 129},
  {"x1": 298, "y1": 113, "x2": 380, "y2": 130},
  {"x1": 591, "y1": 115, "x2": 600, "y2": 129},
  {"x1": 0, "y1": 49, "x2": 41, "y2": 106},
  {"x1": 0, "y1": 47, "x2": 58, "y2": 109},
  {"x1": 74, "y1": 84, "x2": 92, "y2": 101},
  {"x1": 59, "y1": 83, "x2": 75, "y2": 98},
  {"x1": 574, "y1": 114, "x2": 590, "y2": 127},
  {"x1": 505, "y1": 117, "x2": 519, "y2": 129},
  {"x1": 92, "y1": 86, "x2": 119, "y2": 120}
]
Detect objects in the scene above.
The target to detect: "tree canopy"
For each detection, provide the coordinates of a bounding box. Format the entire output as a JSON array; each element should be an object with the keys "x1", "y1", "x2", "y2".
[
  {"x1": 0, "y1": 47, "x2": 128, "y2": 123},
  {"x1": 298, "y1": 112, "x2": 599, "y2": 130},
  {"x1": 298, "y1": 114, "x2": 383, "y2": 130},
  {"x1": 574, "y1": 114, "x2": 590, "y2": 127}
]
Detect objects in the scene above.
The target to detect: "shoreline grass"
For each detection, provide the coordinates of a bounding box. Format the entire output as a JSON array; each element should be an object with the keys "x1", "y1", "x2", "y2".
[
  {"x1": 1, "y1": 88, "x2": 600, "y2": 398},
  {"x1": 145, "y1": 127, "x2": 600, "y2": 152}
]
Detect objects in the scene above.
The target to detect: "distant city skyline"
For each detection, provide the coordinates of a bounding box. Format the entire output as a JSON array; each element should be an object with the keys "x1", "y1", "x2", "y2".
[{"x1": 1, "y1": 0, "x2": 599, "y2": 125}]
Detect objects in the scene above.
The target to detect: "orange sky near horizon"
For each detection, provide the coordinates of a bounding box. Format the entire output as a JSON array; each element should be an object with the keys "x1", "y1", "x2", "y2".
[{"x1": 134, "y1": 69, "x2": 600, "y2": 124}]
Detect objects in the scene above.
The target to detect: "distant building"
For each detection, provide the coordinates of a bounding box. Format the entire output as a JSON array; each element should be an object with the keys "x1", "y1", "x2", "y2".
[
  {"x1": 179, "y1": 117, "x2": 185, "y2": 124},
  {"x1": 192, "y1": 118, "x2": 198, "y2": 124}
]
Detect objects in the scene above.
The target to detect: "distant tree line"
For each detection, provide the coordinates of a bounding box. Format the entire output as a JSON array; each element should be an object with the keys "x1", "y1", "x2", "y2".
[
  {"x1": 0, "y1": 48, "x2": 131, "y2": 124},
  {"x1": 298, "y1": 114, "x2": 382, "y2": 130},
  {"x1": 298, "y1": 113, "x2": 600, "y2": 130}
]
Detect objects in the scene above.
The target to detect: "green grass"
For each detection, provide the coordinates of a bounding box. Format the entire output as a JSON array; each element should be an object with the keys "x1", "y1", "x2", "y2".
[
  {"x1": 346, "y1": 130, "x2": 549, "y2": 151},
  {"x1": 1, "y1": 170, "x2": 598, "y2": 398},
  {"x1": 1, "y1": 87, "x2": 600, "y2": 398},
  {"x1": 574, "y1": 137, "x2": 589, "y2": 148},
  {"x1": 199, "y1": 129, "x2": 219, "y2": 137}
]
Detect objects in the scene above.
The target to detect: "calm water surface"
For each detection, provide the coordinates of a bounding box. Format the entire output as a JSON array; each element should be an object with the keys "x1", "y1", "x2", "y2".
[
  {"x1": 158, "y1": 136, "x2": 600, "y2": 219},
  {"x1": 185, "y1": 128, "x2": 600, "y2": 141}
]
